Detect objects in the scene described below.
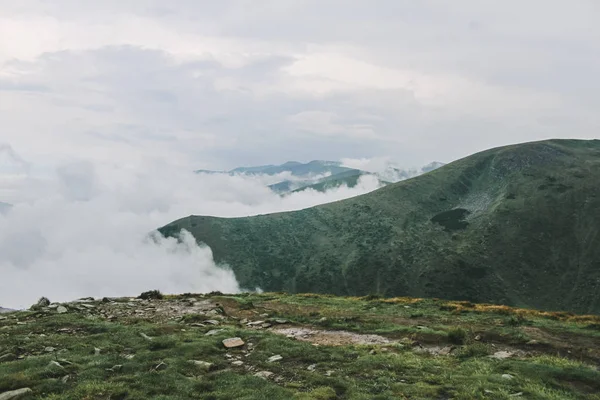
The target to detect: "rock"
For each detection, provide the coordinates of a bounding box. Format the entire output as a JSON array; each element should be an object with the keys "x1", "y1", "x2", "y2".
[
  {"x1": 94, "y1": 347, "x2": 101, "y2": 356},
  {"x1": 152, "y1": 362, "x2": 167, "y2": 371},
  {"x1": 106, "y1": 365, "x2": 123, "y2": 372},
  {"x1": 139, "y1": 332, "x2": 153, "y2": 341},
  {"x1": 474, "y1": 335, "x2": 482, "y2": 341},
  {"x1": 0, "y1": 388, "x2": 33, "y2": 400},
  {"x1": 49, "y1": 361, "x2": 65, "y2": 369},
  {"x1": 81, "y1": 304, "x2": 95, "y2": 309},
  {"x1": 254, "y1": 371, "x2": 274, "y2": 379},
  {"x1": 274, "y1": 319, "x2": 288, "y2": 324},
  {"x1": 325, "y1": 370, "x2": 335, "y2": 376},
  {"x1": 526, "y1": 340, "x2": 539, "y2": 345},
  {"x1": 48, "y1": 304, "x2": 58, "y2": 309},
  {"x1": 261, "y1": 323, "x2": 272, "y2": 329},
  {"x1": 260, "y1": 313, "x2": 269, "y2": 318},
  {"x1": 0, "y1": 353, "x2": 16, "y2": 362},
  {"x1": 502, "y1": 374, "x2": 515, "y2": 380},
  {"x1": 247, "y1": 320, "x2": 265, "y2": 326},
  {"x1": 205, "y1": 320, "x2": 220, "y2": 325},
  {"x1": 61, "y1": 375, "x2": 71, "y2": 383},
  {"x1": 510, "y1": 393, "x2": 524, "y2": 397},
  {"x1": 56, "y1": 306, "x2": 68, "y2": 314},
  {"x1": 318, "y1": 317, "x2": 327, "y2": 323},
  {"x1": 188, "y1": 360, "x2": 214, "y2": 371},
  {"x1": 231, "y1": 360, "x2": 244, "y2": 366},
  {"x1": 490, "y1": 351, "x2": 514, "y2": 360},
  {"x1": 190, "y1": 323, "x2": 206, "y2": 327},
  {"x1": 307, "y1": 364, "x2": 317, "y2": 371},
  {"x1": 44, "y1": 347, "x2": 56, "y2": 353},
  {"x1": 205, "y1": 329, "x2": 225, "y2": 336},
  {"x1": 35, "y1": 297, "x2": 51, "y2": 308},
  {"x1": 222, "y1": 337, "x2": 245, "y2": 348},
  {"x1": 267, "y1": 355, "x2": 283, "y2": 363}
]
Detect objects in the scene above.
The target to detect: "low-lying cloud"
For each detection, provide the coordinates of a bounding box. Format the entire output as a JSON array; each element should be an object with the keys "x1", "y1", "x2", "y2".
[{"x1": 0, "y1": 148, "x2": 384, "y2": 309}]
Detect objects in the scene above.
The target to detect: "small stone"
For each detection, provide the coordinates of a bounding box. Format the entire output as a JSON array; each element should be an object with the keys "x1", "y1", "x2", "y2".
[
  {"x1": 260, "y1": 313, "x2": 269, "y2": 318},
  {"x1": 232, "y1": 360, "x2": 244, "y2": 366},
  {"x1": 188, "y1": 360, "x2": 214, "y2": 371},
  {"x1": 404, "y1": 305, "x2": 411, "y2": 309},
  {"x1": 44, "y1": 347, "x2": 56, "y2": 353},
  {"x1": 502, "y1": 374, "x2": 515, "y2": 380},
  {"x1": 307, "y1": 364, "x2": 317, "y2": 371},
  {"x1": 152, "y1": 362, "x2": 167, "y2": 371},
  {"x1": 510, "y1": 393, "x2": 524, "y2": 397},
  {"x1": 261, "y1": 323, "x2": 272, "y2": 329},
  {"x1": 240, "y1": 318, "x2": 248, "y2": 324},
  {"x1": 474, "y1": 335, "x2": 482, "y2": 341},
  {"x1": 318, "y1": 317, "x2": 327, "y2": 323},
  {"x1": 94, "y1": 348, "x2": 101, "y2": 356},
  {"x1": 267, "y1": 355, "x2": 283, "y2": 363},
  {"x1": 0, "y1": 388, "x2": 33, "y2": 400},
  {"x1": 274, "y1": 319, "x2": 288, "y2": 324},
  {"x1": 254, "y1": 371, "x2": 274, "y2": 379},
  {"x1": 61, "y1": 375, "x2": 70, "y2": 383},
  {"x1": 526, "y1": 340, "x2": 539, "y2": 345},
  {"x1": 490, "y1": 351, "x2": 514, "y2": 360},
  {"x1": 106, "y1": 364, "x2": 123, "y2": 372},
  {"x1": 205, "y1": 320, "x2": 220, "y2": 325},
  {"x1": 222, "y1": 337, "x2": 245, "y2": 348},
  {"x1": 139, "y1": 332, "x2": 153, "y2": 341},
  {"x1": 49, "y1": 361, "x2": 65, "y2": 369},
  {"x1": 484, "y1": 389, "x2": 494, "y2": 394},
  {"x1": 56, "y1": 306, "x2": 68, "y2": 314},
  {"x1": 81, "y1": 304, "x2": 95, "y2": 309},
  {"x1": 205, "y1": 329, "x2": 224, "y2": 336},
  {"x1": 247, "y1": 320, "x2": 265, "y2": 326},
  {"x1": 123, "y1": 354, "x2": 135, "y2": 360},
  {"x1": 0, "y1": 353, "x2": 16, "y2": 362},
  {"x1": 190, "y1": 323, "x2": 206, "y2": 327},
  {"x1": 325, "y1": 370, "x2": 334, "y2": 376}
]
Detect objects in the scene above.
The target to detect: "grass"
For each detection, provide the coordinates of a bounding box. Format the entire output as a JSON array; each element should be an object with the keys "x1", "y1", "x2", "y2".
[{"x1": 1, "y1": 292, "x2": 600, "y2": 399}]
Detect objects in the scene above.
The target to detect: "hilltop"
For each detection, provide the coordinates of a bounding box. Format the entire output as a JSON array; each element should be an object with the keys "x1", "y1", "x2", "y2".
[
  {"x1": 1, "y1": 292, "x2": 600, "y2": 399},
  {"x1": 161, "y1": 140, "x2": 600, "y2": 314}
]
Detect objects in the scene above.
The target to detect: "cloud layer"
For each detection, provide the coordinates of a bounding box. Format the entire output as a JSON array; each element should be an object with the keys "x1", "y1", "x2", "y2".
[{"x1": 0, "y1": 148, "x2": 383, "y2": 309}]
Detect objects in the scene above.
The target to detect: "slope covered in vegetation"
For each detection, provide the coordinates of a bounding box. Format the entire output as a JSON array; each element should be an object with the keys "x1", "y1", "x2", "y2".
[{"x1": 160, "y1": 140, "x2": 600, "y2": 314}]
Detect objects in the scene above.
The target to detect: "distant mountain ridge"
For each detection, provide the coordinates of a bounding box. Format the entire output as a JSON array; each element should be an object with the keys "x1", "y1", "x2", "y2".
[
  {"x1": 197, "y1": 160, "x2": 444, "y2": 194},
  {"x1": 162, "y1": 140, "x2": 600, "y2": 314}
]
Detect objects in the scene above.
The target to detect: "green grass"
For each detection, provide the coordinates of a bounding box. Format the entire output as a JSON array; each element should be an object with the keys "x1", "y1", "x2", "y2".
[{"x1": 2, "y1": 293, "x2": 600, "y2": 399}]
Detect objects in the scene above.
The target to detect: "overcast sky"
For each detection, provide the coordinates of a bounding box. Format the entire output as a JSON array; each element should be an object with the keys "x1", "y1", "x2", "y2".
[{"x1": 1, "y1": 0, "x2": 599, "y2": 170}]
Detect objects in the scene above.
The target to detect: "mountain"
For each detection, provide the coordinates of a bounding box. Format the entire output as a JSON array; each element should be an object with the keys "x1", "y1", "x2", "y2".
[
  {"x1": 0, "y1": 306, "x2": 14, "y2": 313},
  {"x1": 198, "y1": 160, "x2": 443, "y2": 194},
  {"x1": 2, "y1": 292, "x2": 599, "y2": 398},
  {"x1": 161, "y1": 140, "x2": 600, "y2": 314}
]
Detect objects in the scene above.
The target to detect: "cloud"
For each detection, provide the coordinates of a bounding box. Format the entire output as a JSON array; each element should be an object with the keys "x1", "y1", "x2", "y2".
[{"x1": 0, "y1": 148, "x2": 383, "y2": 309}]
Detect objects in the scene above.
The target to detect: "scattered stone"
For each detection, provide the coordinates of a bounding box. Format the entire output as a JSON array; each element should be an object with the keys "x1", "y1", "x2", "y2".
[
  {"x1": 81, "y1": 304, "x2": 95, "y2": 309},
  {"x1": 49, "y1": 361, "x2": 65, "y2": 369},
  {"x1": 0, "y1": 388, "x2": 33, "y2": 400},
  {"x1": 247, "y1": 320, "x2": 265, "y2": 326},
  {"x1": 490, "y1": 351, "x2": 514, "y2": 360},
  {"x1": 139, "y1": 332, "x2": 154, "y2": 341},
  {"x1": 261, "y1": 323, "x2": 272, "y2": 329},
  {"x1": 260, "y1": 313, "x2": 269, "y2": 318},
  {"x1": 151, "y1": 362, "x2": 167, "y2": 371},
  {"x1": 267, "y1": 355, "x2": 283, "y2": 363},
  {"x1": 502, "y1": 374, "x2": 515, "y2": 380},
  {"x1": 222, "y1": 337, "x2": 245, "y2": 348},
  {"x1": 0, "y1": 353, "x2": 16, "y2": 362},
  {"x1": 188, "y1": 360, "x2": 214, "y2": 371},
  {"x1": 232, "y1": 360, "x2": 244, "y2": 366},
  {"x1": 274, "y1": 319, "x2": 288, "y2": 324},
  {"x1": 56, "y1": 306, "x2": 68, "y2": 314},
  {"x1": 44, "y1": 347, "x2": 56, "y2": 353},
  {"x1": 106, "y1": 365, "x2": 123, "y2": 372},
  {"x1": 35, "y1": 297, "x2": 51, "y2": 308},
  {"x1": 205, "y1": 320, "x2": 220, "y2": 325},
  {"x1": 190, "y1": 323, "x2": 206, "y2": 328},
  {"x1": 307, "y1": 364, "x2": 317, "y2": 371},
  {"x1": 254, "y1": 371, "x2": 274, "y2": 379},
  {"x1": 205, "y1": 329, "x2": 225, "y2": 336},
  {"x1": 94, "y1": 348, "x2": 101, "y2": 356}
]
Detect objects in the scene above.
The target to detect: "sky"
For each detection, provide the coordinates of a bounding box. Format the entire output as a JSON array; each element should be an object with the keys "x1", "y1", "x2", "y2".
[
  {"x1": 1, "y1": 0, "x2": 599, "y2": 171},
  {"x1": 1, "y1": 1, "x2": 599, "y2": 308}
]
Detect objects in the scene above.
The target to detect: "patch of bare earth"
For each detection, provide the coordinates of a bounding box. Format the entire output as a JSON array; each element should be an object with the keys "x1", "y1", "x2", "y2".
[{"x1": 272, "y1": 327, "x2": 393, "y2": 346}]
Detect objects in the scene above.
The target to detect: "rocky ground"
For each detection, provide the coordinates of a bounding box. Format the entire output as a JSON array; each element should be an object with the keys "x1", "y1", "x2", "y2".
[{"x1": 1, "y1": 292, "x2": 600, "y2": 399}]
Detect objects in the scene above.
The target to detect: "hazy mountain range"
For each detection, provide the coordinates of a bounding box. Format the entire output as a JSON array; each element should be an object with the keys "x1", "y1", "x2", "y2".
[
  {"x1": 162, "y1": 140, "x2": 600, "y2": 314},
  {"x1": 197, "y1": 160, "x2": 445, "y2": 194}
]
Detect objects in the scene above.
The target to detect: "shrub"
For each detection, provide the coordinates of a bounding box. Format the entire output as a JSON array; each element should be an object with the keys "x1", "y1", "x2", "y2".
[
  {"x1": 138, "y1": 290, "x2": 163, "y2": 300},
  {"x1": 447, "y1": 327, "x2": 467, "y2": 344}
]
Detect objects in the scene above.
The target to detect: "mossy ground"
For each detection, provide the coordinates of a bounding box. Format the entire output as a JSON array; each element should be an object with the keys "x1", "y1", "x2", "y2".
[{"x1": 1, "y1": 293, "x2": 600, "y2": 399}]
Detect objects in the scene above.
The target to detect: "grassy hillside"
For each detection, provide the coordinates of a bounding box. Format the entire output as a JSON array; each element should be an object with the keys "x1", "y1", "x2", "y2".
[
  {"x1": 160, "y1": 140, "x2": 600, "y2": 314},
  {"x1": 2, "y1": 292, "x2": 600, "y2": 399}
]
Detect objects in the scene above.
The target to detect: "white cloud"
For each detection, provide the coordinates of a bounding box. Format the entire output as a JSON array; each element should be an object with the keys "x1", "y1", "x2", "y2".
[{"x1": 0, "y1": 148, "x2": 383, "y2": 309}]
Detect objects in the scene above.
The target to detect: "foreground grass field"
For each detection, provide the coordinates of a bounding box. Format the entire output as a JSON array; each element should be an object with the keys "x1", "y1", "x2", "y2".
[{"x1": 1, "y1": 292, "x2": 600, "y2": 399}]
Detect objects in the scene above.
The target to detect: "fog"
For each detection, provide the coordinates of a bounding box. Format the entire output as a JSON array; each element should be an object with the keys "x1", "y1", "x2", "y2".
[{"x1": 0, "y1": 149, "x2": 385, "y2": 309}]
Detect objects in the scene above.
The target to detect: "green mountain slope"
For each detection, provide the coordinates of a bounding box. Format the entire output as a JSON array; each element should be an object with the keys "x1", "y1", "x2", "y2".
[{"x1": 160, "y1": 140, "x2": 600, "y2": 314}]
